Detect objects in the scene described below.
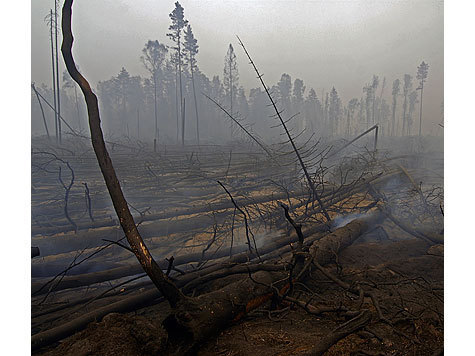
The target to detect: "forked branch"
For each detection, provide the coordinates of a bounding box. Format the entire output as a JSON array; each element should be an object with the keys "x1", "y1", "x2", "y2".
[{"x1": 217, "y1": 180, "x2": 259, "y2": 257}]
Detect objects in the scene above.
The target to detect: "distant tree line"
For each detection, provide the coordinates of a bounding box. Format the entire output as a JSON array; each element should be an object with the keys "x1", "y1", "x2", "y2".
[{"x1": 31, "y1": 1, "x2": 433, "y2": 143}]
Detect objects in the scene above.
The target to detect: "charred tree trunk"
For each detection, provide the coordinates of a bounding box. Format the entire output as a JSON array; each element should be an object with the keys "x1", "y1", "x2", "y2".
[
  {"x1": 153, "y1": 75, "x2": 158, "y2": 148},
  {"x1": 61, "y1": 0, "x2": 185, "y2": 309},
  {"x1": 191, "y1": 65, "x2": 200, "y2": 145},
  {"x1": 182, "y1": 98, "x2": 185, "y2": 146},
  {"x1": 175, "y1": 64, "x2": 179, "y2": 144},
  {"x1": 419, "y1": 83, "x2": 424, "y2": 137},
  {"x1": 49, "y1": 9, "x2": 58, "y2": 144},
  {"x1": 55, "y1": 1, "x2": 62, "y2": 144},
  {"x1": 402, "y1": 92, "x2": 408, "y2": 137},
  {"x1": 179, "y1": 43, "x2": 185, "y2": 146}
]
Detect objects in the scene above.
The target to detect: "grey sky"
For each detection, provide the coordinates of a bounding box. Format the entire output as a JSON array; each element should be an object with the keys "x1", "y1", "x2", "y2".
[{"x1": 31, "y1": 0, "x2": 443, "y2": 134}]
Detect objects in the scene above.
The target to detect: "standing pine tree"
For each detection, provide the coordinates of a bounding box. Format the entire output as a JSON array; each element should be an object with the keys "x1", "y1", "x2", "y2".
[
  {"x1": 363, "y1": 84, "x2": 373, "y2": 129},
  {"x1": 249, "y1": 87, "x2": 267, "y2": 134},
  {"x1": 292, "y1": 78, "x2": 306, "y2": 131},
  {"x1": 329, "y1": 87, "x2": 341, "y2": 137},
  {"x1": 45, "y1": 9, "x2": 58, "y2": 143},
  {"x1": 223, "y1": 44, "x2": 239, "y2": 137},
  {"x1": 401, "y1": 74, "x2": 413, "y2": 136},
  {"x1": 97, "y1": 68, "x2": 140, "y2": 136},
  {"x1": 380, "y1": 99, "x2": 391, "y2": 136},
  {"x1": 391, "y1": 79, "x2": 400, "y2": 136},
  {"x1": 141, "y1": 40, "x2": 167, "y2": 148},
  {"x1": 184, "y1": 24, "x2": 200, "y2": 145},
  {"x1": 115, "y1": 68, "x2": 139, "y2": 137},
  {"x1": 277, "y1": 73, "x2": 292, "y2": 118},
  {"x1": 324, "y1": 92, "x2": 329, "y2": 136},
  {"x1": 63, "y1": 69, "x2": 81, "y2": 132},
  {"x1": 53, "y1": 0, "x2": 62, "y2": 143},
  {"x1": 416, "y1": 61, "x2": 429, "y2": 137},
  {"x1": 305, "y1": 88, "x2": 319, "y2": 133},
  {"x1": 371, "y1": 75, "x2": 379, "y2": 125},
  {"x1": 347, "y1": 98, "x2": 359, "y2": 137},
  {"x1": 407, "y1": 91, "x2": 419, "y2": 136},
  {"x1": 167, "y1": 1, "x2": 188, "y2": 145},
  {"x1": 237, "y1": 87, "x2": 249, "y2": 118},
  {"x1": 358, "y1": 96, "x2": 365, "y2": 133},
  {"x1": 377, "y1": 77, "x2": 386, "y2": 124}
]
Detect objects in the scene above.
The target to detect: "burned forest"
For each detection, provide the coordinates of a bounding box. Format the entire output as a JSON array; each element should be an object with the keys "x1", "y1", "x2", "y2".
[{"x1": 29, "y1": 1, "x2": 444, "y2": 355}]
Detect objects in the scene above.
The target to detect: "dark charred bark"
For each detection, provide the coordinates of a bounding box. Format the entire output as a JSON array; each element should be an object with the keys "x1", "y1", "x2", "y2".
[{"x1": 61, "y1": 0, "x2": 184, "y2": 309}]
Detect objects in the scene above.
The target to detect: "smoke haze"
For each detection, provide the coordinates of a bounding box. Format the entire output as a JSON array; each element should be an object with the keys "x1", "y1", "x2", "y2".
[{"x1": 31, "y1": 0, "x2": 443, "y2": 135}]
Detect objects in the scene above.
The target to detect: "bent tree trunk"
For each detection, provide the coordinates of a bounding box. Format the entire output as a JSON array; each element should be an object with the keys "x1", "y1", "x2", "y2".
[{"x1": 61, "y1": 0, "x2": 184, "y2": 309}]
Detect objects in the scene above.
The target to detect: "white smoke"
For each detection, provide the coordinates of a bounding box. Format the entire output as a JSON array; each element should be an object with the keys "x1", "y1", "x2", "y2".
[{"x1": 332, "y1": 212, "x2": 369, "y2": 229}]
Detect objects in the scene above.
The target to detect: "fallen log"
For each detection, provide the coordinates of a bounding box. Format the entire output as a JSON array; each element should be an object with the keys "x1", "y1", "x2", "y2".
[
  {"x1": 32, "y1": 260, "x2": 124, "y2": 278},
  {"x1": 31, "y1": 187, "x2": 308, "y2": 236},
  {"x1": 32, "y1": 213, "x2": 383, "y2": 352},
  {"x1": 293, "y1": 170, "x2": 402, "y2": 225},
  {"x1": 33, "y1": 173, "x2": 390, "y2": 280},
  {"x1": 159, "y1": 212, "x2": 385, "y2": 354},
  {"x1": 32, "y1": 287, "x2": 161, "y2": 351},
  {"x1": 32, "y1": 226, "x2": 325, "y2": 321},
  {"x1": 32, "y1": 211, "x2": 229, "y2": 258},
  {"x1": 32, "y1": 169, "x2": 396, "y2": 260},
  {"x1": 32, "y1": 222, "x2": 328, "y2": 295}
]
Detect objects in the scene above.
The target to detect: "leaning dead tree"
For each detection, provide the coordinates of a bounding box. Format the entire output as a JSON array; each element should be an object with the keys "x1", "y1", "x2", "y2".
[
  {"x1": 328, "y1": 124, "x2": 379, "y2": 158},
  {"x1": 61, "y1": 0, "x2": 184, "y2": 308},
  {"x1": 237, "y1": 36, "x2": 331, "y2": 222}
]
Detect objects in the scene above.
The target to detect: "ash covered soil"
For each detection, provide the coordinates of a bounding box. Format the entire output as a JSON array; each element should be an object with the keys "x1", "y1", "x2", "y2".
[{"x1": 36, "y1": 235, "x2": 443, "y2": 356}]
